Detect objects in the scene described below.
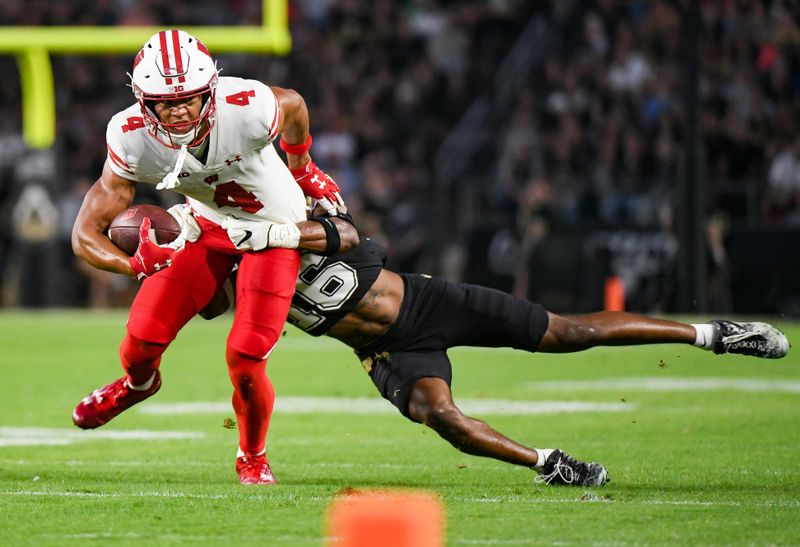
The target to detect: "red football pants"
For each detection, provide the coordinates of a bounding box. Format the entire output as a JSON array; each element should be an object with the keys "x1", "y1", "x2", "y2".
[{"x1": 122, "y1": 218, "x2": 300, "y2": 455}]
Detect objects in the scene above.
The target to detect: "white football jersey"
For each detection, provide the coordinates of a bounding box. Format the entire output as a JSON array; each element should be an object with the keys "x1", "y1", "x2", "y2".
[{"x1": 106, "y1": 76, "x2": 306, "y2": 225}]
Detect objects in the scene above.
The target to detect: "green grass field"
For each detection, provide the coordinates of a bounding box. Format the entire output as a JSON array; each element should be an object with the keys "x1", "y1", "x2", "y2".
[{"x1": 0, "y1": 310, "x2": 798, "y2": 546}]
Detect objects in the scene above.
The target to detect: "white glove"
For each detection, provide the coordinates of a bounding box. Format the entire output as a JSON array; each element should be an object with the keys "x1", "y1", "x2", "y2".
[
  {"x1": 309, "y1": 197, "x2": 347, "y2": 216},
  {"x1": 221, "y1": 217, "x2": 301, "y2": 251},
  {"x1": 167, "y1": 203, "x2": 202, "y2": 243}
]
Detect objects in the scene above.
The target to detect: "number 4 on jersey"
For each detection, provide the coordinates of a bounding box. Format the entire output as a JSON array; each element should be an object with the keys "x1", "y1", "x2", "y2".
[
  {"x1": 122, "y1": 117, "x2": 145, "y2": 133},
  {"x1": 225, "y1": 90, "x2": 255, "y2": 106},
  {"x1": 213, "y1": 181, "x2": 264, "y2": 213}
]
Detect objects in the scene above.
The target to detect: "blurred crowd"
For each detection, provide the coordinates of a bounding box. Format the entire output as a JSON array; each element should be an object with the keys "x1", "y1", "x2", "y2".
[
  {"x1": 491, "y1": 0, "x2": 800, "y2": 232},
  {"x1": 0, "y1": 0, "x2": 797, "y2": 309}
]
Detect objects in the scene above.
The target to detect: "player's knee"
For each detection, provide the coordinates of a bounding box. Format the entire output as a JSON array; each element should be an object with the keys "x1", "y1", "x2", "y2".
[
  {"x1": 120, "y1": 333, "x2": 168, "y2": 367},
  {"x1": 227, "y1": 328, "x2": 278, "y2": 362},
  {"x1": 416, "y1": 402, "x2": 466, "y2": 434},
  {"x1": 226, "y1": 346, "x2": 266, "y2": 393}
]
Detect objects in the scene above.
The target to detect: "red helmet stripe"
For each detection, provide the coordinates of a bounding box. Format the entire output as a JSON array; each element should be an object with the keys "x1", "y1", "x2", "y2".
[
  {"x1": 158, "y1": 31, "x2": 173, "y2": 85},
  {"x1": 196, "y1": 39, "x2": 211, "y2": 57},
  {"x1": 171, "y1": 30, "x2": 186, "y2": 83},
  {"x1": 132, "y1": 48, "x2": 145, "y2": 70}
]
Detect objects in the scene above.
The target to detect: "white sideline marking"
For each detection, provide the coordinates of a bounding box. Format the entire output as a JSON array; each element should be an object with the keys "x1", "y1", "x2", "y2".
[
  {"x1": 526, "y1": 377, "x2": 800, "y2": 393},
  {"x1": 0, "y1": 427, "x2": 203, "y2": 447},
  {"x1": 140, "y1": 397, "x2": 632, "y2": 416}
]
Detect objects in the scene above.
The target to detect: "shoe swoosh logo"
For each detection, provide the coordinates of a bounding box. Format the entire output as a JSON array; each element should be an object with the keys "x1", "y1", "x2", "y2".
[{"x1": 236, "y1": 230, "x2": 253, "y2": 247}]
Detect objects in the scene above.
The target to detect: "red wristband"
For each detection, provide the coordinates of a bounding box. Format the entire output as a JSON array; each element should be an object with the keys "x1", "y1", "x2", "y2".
[{"x1": 279, "y1": 135, "x2": 313, "y2": 155}]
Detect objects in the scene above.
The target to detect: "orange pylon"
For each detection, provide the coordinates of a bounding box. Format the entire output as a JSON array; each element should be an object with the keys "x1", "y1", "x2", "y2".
[{"x1": 326, "y1": 489, "x2": 444, "y2": 547}]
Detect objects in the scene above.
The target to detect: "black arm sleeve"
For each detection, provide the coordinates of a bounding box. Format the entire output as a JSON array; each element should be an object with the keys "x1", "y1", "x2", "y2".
[{"x1": 308, "y1": 216, "x2": 341, "y2": 256}]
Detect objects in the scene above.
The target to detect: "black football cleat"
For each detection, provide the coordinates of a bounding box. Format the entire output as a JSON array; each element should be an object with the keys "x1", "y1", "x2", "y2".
[
  {"x1": 535, "y1": 449, "x2": 609, "y2": 487},
  {"x1": 709, "y1": 320, "x2": 789, "y2": 359}
]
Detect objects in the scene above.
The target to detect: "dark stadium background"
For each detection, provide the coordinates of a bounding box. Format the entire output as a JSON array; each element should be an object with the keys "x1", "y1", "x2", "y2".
[{"x1": 0, "y1": 0, "x2": 797, "y2": 316}]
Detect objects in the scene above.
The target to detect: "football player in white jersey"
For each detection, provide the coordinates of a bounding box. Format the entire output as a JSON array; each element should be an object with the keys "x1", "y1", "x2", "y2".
[{"x1": 70, "y1": 29, "x2": 343, "y2": 484}]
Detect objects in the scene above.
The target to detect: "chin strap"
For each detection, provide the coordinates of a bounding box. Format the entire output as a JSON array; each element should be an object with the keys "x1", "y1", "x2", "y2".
[{"x1": 156, "y1": 145, "x2": 188, "y2": 190}]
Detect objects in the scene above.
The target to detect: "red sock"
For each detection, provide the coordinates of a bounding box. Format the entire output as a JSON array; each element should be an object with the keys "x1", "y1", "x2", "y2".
[
  {"x1": 120, "y1": 333, "x2": 166, "y2": 386},
  {"x1": 226, "y1": 347, "x2": 274, "y2": 455}
]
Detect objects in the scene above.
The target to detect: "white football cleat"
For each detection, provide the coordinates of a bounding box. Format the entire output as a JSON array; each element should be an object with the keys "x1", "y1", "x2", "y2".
[{"x1": 710, "y1": 320, "x2": 789, "y2": 359}]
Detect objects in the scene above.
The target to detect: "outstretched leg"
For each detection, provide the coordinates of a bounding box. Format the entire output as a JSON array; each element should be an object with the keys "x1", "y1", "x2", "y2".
[
  {"x1": 407, "y1": 377, "x2": 540, "y2": 467},
  {"x1": 73, "y1": 242, "x2": 232, "y2": 430},
  {"x1": 406, "y1": 377, "x2": 608, "y2": 486},
  {"x1": 538, "y1": 312, "x2": 789, "y2": 358},
  {"x1": 538, "y1": 311, "x2": 696, "y2": 352}
]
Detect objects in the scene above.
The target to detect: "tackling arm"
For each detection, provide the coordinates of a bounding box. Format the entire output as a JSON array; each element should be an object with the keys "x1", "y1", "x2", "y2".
[
  {"x1": 71, "y1": 161, "x2": 137, "y2": 276},
  {"x1": 199, "y1": 216, "x2": 359, "y2": 321},
  {"x1": 296, "y1": 216, "x2": 359, "y2": 254}
]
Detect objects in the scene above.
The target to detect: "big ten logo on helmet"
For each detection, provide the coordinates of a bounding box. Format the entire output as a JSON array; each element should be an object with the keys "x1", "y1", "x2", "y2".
[{"x1": 169, "y1": 85, "x2": 185, "y2": 93}]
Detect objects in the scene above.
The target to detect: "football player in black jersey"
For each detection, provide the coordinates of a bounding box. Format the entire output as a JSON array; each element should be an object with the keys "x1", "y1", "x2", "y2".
[{"x1": 201, "y1": 212, "x2": 789, "y2": 487}]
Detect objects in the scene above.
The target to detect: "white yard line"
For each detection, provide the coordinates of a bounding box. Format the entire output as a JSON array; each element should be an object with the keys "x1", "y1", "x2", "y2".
[
  {"x1": 525, "y1": 377, "x2": 800, "y2": 393},
  {"x1": 0, "y1": 427, "x2": 203, "y2": 447},
  {"x1": 0, "y1": 459, "x2": 430, "y2": 470},
  {"x1": 3, "y1": 489, "x2": 797, "y2": 509},
  {"x1": 54, "y1": 532, "x2": 322, "y2": 542},
  {"x1": 455, "y1": 496, "x2": 800, "y2": 508},
  {"x1": 140, "y1": 397, "x2": 633, "y2": 416},
  {"x1": 451, "y1": 541, "x2": 542, "y2": 546},
  {"x1": 1, "y1": 489, "x2": 230, "y2": 500}
]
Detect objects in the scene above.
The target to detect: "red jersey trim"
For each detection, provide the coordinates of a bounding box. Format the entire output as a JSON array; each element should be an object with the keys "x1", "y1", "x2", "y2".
[
  {"x1": 107, "y1": 145, "x2": 133, "y2": 173},
  {"x1": 268, "y1": 91, "x2": 281, "y2": 141}
]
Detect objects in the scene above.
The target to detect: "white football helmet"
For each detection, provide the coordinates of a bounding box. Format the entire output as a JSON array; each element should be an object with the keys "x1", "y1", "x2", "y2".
[{"x1": 130, "y1": 29, "x2": 219, "y2": 149}]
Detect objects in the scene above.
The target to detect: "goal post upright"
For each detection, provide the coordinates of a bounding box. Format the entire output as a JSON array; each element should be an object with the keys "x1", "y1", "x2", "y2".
[{"x1": 0, "y1": 0, "x2": 290, "y2": 149}]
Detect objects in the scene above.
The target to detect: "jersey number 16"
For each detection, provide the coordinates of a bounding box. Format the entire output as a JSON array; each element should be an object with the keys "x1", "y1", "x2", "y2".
[{"x1": 288, "y1": 255, "x2": 358, "y2": 331}]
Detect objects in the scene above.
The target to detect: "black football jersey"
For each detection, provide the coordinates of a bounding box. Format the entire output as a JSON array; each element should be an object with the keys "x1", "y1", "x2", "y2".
[{"x1": 288, "y1": 237, "x2": 386, "y2": 336}]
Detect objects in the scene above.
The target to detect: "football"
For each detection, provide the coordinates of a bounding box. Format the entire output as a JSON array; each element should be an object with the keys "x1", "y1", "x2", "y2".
[{"x1": 108, "y1": 204, "x2": 181, "y2": 255}]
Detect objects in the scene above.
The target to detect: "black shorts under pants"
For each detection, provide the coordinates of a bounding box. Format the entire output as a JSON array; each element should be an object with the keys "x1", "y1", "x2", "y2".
[{"x1": 355, "y1": 274, "x2": 549, "y2": 420}]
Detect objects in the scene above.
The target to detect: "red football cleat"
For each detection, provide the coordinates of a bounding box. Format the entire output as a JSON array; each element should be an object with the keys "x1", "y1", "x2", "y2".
[
  {"x1": 236, "y1": 453, "x2": 277, "y2": 485},
  {"x1": 72, "y1": 371, "x2": 162, "y2": 429}
]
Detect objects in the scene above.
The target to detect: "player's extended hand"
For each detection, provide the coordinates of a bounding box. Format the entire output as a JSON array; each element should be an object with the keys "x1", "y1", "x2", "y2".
[
  {"x1": 129, "y1": 217, "x2": 185, "y2": 281},
  {"x1": 221, "y1": 217, "x2": 301, "y2": 251},
  {"x1": 290, "y1": 160, "x2": 344, "y2": 216}
]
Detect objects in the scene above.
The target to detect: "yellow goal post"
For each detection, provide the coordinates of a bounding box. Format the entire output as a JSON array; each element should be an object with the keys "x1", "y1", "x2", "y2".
[{"x1": 0, "y1": 0, "x2": 290, "y2": 149}]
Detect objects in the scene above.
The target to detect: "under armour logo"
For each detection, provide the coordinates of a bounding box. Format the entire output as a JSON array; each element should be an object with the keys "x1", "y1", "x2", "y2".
[
  {"x1": 311, "y1": 174, "x2": 326, "y2": 189},
  {"x1": 83, "y1": 390, "x2": 104, "y2": 405},
  {"x1": 153, "y1": 259, "x2": 172, "y2": 272},
  {"x1": 225, "y1": 155, "x2": 243, "y2": 166}
]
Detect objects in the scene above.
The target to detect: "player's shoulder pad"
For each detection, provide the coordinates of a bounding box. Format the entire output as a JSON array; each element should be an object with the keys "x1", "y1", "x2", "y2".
[
  {"x1": 106, "y1": 104, "x2": 143, "y2": 180},
  {"x1": 217, "y1": 77, "x2": 280, "y2": 142}
]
